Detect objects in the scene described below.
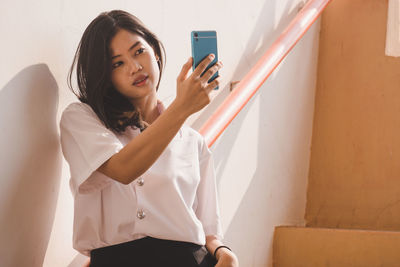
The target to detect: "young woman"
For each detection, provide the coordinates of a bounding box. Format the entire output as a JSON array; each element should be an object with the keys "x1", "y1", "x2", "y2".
[{"x1": 60, "y1": 10, "x2": 239, "y2": 267}]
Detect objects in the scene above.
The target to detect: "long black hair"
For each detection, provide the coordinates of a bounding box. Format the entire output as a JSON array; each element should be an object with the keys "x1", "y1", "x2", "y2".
[{"x1": 68, "y1": 10, "x2": 166, "y2": 133}]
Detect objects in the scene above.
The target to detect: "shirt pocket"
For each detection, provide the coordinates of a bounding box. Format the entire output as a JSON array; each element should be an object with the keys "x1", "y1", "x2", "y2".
[{"x1": 170, "y1": 138, "x2": 197, "y2": 166}]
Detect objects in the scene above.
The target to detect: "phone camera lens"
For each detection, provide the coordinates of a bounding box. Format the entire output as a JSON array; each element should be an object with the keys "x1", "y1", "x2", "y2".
[{"x1": 194, "y1": 32, "x2": 198, "y2": 37}]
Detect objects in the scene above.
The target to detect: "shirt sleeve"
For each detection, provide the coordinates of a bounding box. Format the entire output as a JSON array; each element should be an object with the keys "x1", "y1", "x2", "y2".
[
  {"x1": 195, "y1": 135, "x2": 224, "y2": 240},
  {"x1": 60, "y1": 103, "x2": 124, "y2": 195}
]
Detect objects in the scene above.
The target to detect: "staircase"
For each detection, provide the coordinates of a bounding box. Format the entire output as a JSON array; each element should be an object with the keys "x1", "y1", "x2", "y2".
[
  {"x1": 273, "y1": 226, "x2": 400, "y2": 266},
  {"x1": 273, "y1": 0, "x2": 400, "y2": 266}
]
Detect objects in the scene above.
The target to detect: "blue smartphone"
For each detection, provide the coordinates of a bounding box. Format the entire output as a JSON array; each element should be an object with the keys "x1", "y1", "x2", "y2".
[{"x1": 191, "y1": 30, "x2": 219, "y2": 90}]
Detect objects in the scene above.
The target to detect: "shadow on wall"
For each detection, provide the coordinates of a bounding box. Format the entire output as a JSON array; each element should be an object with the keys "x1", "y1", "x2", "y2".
[{"x1": 0, "y1": 64, "x2": 62, "y2": 267}]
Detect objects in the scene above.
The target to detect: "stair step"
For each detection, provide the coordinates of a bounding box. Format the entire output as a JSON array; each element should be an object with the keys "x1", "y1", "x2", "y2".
[{"x1": 273, "y1": 226, "x2": 400, "y2": 267}]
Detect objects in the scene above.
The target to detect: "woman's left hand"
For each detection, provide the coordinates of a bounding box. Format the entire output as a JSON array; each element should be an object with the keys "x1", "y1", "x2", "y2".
[{"x1": 215, "y1": 249, "x2": 239, "y2": 267}]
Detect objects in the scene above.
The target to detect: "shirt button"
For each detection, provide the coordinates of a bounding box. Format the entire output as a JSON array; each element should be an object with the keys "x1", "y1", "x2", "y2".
[
  {"x1": 137, "y1": 177, "x2": 144, "y2": 186},
  {"x1": 137, "y1": 209, "x2": 146, "y2": 220}
]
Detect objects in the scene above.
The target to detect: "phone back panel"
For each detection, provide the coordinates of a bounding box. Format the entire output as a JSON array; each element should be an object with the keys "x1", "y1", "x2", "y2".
[{"x1": 191, "y1": 31, "x2": 218, "y2": 89}]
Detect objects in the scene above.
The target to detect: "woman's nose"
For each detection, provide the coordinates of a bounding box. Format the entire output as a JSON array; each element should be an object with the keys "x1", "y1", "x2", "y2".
[{"x1": 127, "y1": 59, "x2": 142, "y2": 74}]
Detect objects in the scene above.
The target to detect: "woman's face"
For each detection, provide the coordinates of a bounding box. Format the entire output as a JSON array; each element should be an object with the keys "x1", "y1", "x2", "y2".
[{"x1": 109, "y1": 29, "x2": 160, "y2": 104}]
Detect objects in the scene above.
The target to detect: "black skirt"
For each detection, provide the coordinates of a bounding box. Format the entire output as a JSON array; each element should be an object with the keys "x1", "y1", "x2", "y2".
[{"x1": 89, "y1": 236, "x2": 218, "y2": 267}]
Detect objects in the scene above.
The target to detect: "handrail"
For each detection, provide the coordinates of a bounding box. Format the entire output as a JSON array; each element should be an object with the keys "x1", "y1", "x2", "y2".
[{"x1": 199, "y1": 0, "x2": 333, "y2": 147}]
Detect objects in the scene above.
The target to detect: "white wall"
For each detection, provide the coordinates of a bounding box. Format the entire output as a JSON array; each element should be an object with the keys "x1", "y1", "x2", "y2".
[{"x1": 0, "y1": 0, "x2": 320, "y2": 266}]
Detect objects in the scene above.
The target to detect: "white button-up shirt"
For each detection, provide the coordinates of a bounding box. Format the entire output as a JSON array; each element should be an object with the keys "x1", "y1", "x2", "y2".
[{"x1": 60, "y1": 102, "x2": 223, "y2": 256}]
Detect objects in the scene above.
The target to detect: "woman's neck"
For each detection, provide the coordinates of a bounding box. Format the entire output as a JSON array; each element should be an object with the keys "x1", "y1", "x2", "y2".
[{"x1": 133, "y1": 96, "x2": 160, "y2": 125}]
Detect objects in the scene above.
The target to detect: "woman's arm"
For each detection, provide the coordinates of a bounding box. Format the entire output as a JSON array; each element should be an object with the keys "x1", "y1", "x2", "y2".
[
  {"x1": 206, "y1": 235, "x2": 239, "y2": 266},
  {"x1": 98, "y1": 55, "x2": 222, "y2": 185}
]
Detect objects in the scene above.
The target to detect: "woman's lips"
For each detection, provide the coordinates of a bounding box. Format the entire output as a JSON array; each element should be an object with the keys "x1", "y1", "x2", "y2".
[{"x1": 133, "y1": 75, "x2": 148, "y2": 86}]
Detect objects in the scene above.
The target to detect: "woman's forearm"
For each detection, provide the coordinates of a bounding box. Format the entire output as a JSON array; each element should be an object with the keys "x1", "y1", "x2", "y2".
[{"x1": 97, "y1": 100, "x2": 189, "y2": 184}]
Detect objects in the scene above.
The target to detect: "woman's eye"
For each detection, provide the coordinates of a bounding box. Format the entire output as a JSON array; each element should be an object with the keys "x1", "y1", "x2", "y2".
[
  {"x1": 136, "y1": 47, "x2": 145, "y2": 55},
  {"x1": 112, "y1": 62, "x2": 123, "y2": 69}
]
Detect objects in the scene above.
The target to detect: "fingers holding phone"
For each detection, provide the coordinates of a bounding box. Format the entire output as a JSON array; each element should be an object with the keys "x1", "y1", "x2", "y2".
[
  {"x1": 192, "y1": 53, "x2": 222, "y2": 90},
  {"x1": 199, "y1": 57, "x2": 223, "y2": 92},
  {"x1": 175, "y1": 55, "x2": 223, "y2": 116},
  {"x1": 192, "y1": 53, "x2": 215, "y2": 78}
]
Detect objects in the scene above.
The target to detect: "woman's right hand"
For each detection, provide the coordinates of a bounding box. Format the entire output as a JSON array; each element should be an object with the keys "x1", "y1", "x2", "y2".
[{"x1": 175, "y1": 54, "x2": 223, "y2": 117}]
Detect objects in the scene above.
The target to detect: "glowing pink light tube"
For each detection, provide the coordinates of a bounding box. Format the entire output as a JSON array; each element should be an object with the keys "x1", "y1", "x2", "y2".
[{"x1": 199, "y1": 0, "x2": 333, "y2": 147}]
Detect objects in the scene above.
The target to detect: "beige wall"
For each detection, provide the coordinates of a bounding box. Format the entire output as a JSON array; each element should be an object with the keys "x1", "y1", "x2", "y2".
[{"x1": 306, "y1": 0, "x2": 400, "y2": 230}]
